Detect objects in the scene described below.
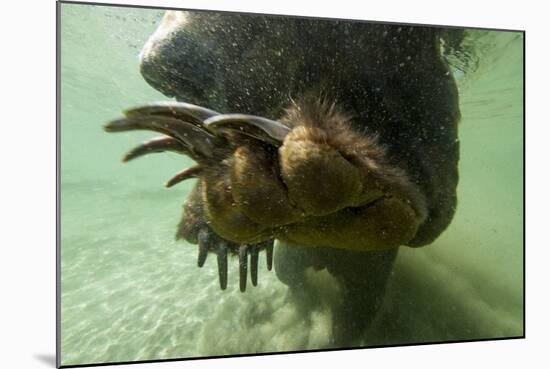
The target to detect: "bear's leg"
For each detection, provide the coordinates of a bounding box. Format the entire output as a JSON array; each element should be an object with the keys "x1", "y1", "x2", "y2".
[
  {"x1": 275, "y1": 241, "x2": 397, "y2": 347},
  {"x1": 324, "y1": 248, "x2": 398, "y2": 346}
]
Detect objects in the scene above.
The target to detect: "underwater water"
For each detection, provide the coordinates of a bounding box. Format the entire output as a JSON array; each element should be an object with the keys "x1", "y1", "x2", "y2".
[{"x1": 59, "y1": 4, "x2": 524, "y2": 366}]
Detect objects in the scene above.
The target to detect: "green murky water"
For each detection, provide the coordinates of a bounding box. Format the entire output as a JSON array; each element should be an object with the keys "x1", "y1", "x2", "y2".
[{"x1": 59, "y1": 3, "x2": 523, "y2": 366}]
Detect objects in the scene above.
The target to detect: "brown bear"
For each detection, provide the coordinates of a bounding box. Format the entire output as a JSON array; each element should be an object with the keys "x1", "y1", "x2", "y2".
[{"x1": 105, "y1": 10, "x2": 461, "y2": 346}]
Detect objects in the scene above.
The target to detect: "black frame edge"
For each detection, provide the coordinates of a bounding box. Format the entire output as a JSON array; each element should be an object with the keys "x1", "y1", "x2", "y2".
[{"x1": 56, "y1": 1, "x2": 62, "y2": 368}]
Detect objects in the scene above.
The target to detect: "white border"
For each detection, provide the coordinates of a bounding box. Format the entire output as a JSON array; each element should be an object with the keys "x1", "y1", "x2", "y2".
[
  {"x1": 2, "y1": 1, "x2": 547, "y2": 369},
  {"x1": 57, "y1": 0, "x2": 527, "y2": 30}
]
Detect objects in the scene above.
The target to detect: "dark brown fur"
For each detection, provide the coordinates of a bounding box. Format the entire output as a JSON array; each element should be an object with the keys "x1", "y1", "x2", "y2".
[{"x1": 139, "y1": 11, "x2": 461, "y2": 345}]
